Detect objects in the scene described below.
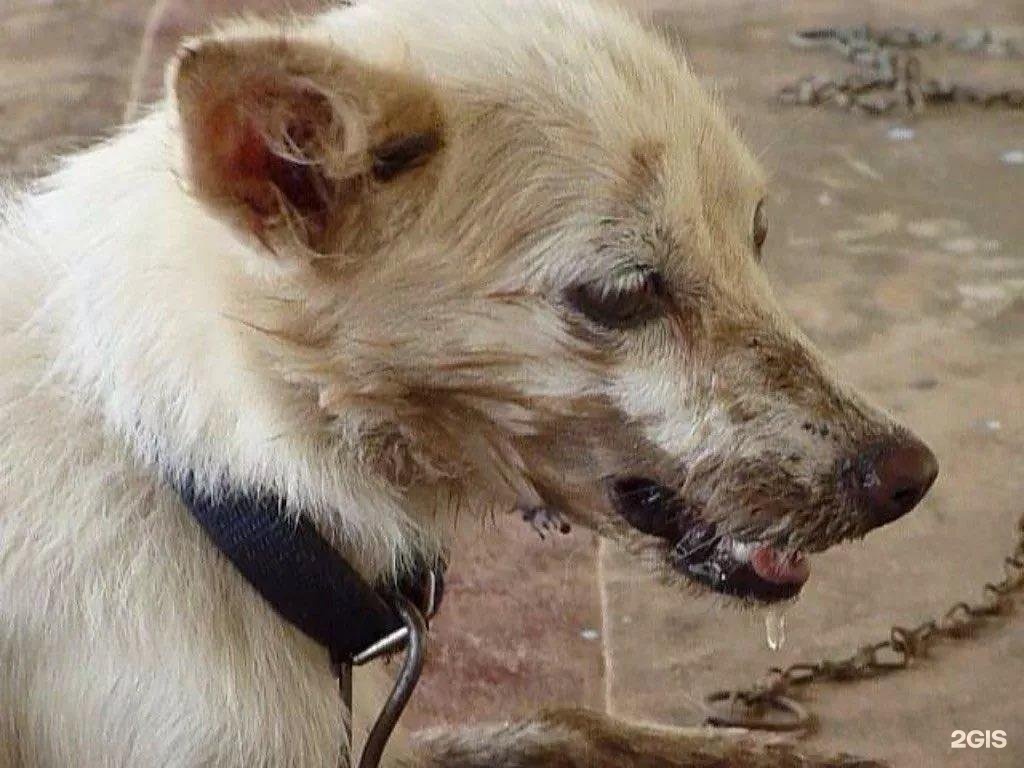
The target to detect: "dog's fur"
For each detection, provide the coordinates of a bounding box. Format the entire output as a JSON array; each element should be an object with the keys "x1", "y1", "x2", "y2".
[{"x1": 0, "y1": 0, "x2": 916, "y2": 765}]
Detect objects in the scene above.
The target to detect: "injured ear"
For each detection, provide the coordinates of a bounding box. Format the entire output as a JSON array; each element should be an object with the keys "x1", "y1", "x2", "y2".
[{"x1": 171, "y1": 37, "x2": 444, "y2": 254}]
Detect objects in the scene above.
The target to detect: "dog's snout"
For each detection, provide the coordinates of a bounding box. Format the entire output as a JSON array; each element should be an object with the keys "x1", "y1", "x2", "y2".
[{"x1": 854, "y1": 438, "x2": 939, "y2": 527}]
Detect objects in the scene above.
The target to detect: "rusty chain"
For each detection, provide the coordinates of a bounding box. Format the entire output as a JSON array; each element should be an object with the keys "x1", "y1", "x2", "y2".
[
  {"x1": 704, "y1": 511, "x2": 1024, "y2": 732},
  {"x1": 779, "y1": 25, "x2": 1024, "y2": 115}
]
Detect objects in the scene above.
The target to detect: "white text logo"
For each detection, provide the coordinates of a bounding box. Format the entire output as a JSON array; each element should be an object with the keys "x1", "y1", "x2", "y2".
[{"x1": 951, "y1": 730, "x2": 1007, "y2": 749}]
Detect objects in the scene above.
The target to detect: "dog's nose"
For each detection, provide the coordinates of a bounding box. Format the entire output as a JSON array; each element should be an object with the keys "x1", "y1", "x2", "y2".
[{"x1": 855, "y1": 438, "x2": 939, "y2": 527}]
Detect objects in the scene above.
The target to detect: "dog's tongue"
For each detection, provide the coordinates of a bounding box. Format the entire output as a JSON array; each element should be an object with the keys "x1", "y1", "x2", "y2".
[{"x1": 750, "y1": 546, "x2": 810, "y2": 586}]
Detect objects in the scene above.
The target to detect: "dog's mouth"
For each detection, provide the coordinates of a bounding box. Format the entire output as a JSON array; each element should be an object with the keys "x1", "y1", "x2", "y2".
[{"x1": 609, "y1": 477, "x2": 810, "y2": 604}]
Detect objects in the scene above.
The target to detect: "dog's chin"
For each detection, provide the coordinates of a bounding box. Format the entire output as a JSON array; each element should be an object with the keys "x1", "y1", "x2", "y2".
[{"x1": 608, "y1": 477, "x2": 810, "y2": 605}]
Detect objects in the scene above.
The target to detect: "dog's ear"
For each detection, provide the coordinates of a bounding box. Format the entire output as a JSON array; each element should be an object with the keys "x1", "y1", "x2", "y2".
[{"x1": 170, "y1": 37, "x2": 444, "y2": 254}]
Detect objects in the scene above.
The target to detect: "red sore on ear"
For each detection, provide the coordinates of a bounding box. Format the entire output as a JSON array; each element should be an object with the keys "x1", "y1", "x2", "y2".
[{"x1": 200, "y1": 98, "x2": 280, "y2": 218}]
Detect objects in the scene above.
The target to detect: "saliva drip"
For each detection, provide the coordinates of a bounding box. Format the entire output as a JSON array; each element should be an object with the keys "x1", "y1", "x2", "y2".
[{"x1": 765, "y1": 608, "x2": 786, "y2": 652}]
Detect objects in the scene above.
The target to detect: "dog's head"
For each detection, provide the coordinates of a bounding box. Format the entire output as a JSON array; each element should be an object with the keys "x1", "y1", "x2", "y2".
[{"x1": 168, "y1": 0, "x2": 936, "y2": 600}]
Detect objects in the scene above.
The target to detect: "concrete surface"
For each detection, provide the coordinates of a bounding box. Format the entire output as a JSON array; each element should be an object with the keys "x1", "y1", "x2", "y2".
[{"x1": 2, "y1": 1, "x2": 1022, "y2": 765}]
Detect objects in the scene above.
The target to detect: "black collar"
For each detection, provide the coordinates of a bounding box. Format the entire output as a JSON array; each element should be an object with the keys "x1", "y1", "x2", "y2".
[{"x1": 174, "y1": 474, "x2": 444, "y2": 668}]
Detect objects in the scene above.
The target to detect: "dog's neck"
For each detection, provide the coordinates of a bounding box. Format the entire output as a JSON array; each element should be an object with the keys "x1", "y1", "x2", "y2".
[{"x1": 31, "y1": 109, "x2": 446, "y2": 579}]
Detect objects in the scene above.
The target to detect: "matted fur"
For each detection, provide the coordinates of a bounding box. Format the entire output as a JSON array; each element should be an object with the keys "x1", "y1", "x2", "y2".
[{"x1": 0, "y1": 0, "x2": 907, "y2": 765}]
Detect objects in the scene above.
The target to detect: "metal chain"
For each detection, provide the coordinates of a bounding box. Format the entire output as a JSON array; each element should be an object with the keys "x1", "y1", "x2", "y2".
[
  {"x1": 779, "y1": 25, "x2": 1024, "y2": 115},
  {"x1": 704, "y1": 511, "x2": 1024, "y2": 732}
]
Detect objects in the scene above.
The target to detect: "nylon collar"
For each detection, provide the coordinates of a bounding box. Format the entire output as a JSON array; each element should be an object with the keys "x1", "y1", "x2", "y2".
[{"x1": 173, "y1": 474, "x2": 443, "y2": 668}]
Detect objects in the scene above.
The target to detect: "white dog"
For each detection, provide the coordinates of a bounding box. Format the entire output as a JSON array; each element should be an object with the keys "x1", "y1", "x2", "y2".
[{"x1": 0, "y1": 0, "x2": 934, "y2": 765}]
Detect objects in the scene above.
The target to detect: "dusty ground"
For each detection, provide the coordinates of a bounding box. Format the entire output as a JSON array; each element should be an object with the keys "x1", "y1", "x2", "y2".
[{"x1": 2, "y1": 1, "x2": 1022, "y2": 765}]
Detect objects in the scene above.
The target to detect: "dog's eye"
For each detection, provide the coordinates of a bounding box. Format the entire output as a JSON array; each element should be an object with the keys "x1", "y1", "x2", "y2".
[
  {"x1": 753, "y1": 200, "x2": 768, "y2": 260},
  {"x1": 565, "y1": 266, "x2": 667, "y2": 330}
]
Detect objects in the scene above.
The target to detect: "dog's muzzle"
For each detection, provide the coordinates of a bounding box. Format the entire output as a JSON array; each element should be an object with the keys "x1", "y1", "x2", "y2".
[{"x1": 609, "y1": 434, "x2": 938, "y2": 604}]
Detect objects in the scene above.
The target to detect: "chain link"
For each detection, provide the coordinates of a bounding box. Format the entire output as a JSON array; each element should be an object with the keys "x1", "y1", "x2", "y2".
[
  {"x1": 704, "y1": 512, "x2": 1024, "y2": 732},
  {"x1": 778, "y1": 25, "x2": 1024, "y2": 115}
]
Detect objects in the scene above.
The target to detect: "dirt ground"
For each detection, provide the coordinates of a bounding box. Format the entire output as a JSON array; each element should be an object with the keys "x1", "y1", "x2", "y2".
[{"x1": 2, "y1": 1, "x2": 1022, "y2": 766}]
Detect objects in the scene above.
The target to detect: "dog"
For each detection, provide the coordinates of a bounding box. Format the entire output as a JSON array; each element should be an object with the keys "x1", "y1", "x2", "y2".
[{"x1": 0, "y1": 0, "x2": 938, "y2": 765}]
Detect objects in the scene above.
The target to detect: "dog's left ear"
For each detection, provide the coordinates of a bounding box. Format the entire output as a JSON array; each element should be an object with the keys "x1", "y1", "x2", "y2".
[{"x1": 170, "y1": 37, "x2": 444, "y2": 254}]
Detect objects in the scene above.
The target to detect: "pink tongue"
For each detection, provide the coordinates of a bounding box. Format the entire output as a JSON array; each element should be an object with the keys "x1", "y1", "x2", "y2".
[{"x1": 750, "y1": 546, "x2": 810, "y2": 586}]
